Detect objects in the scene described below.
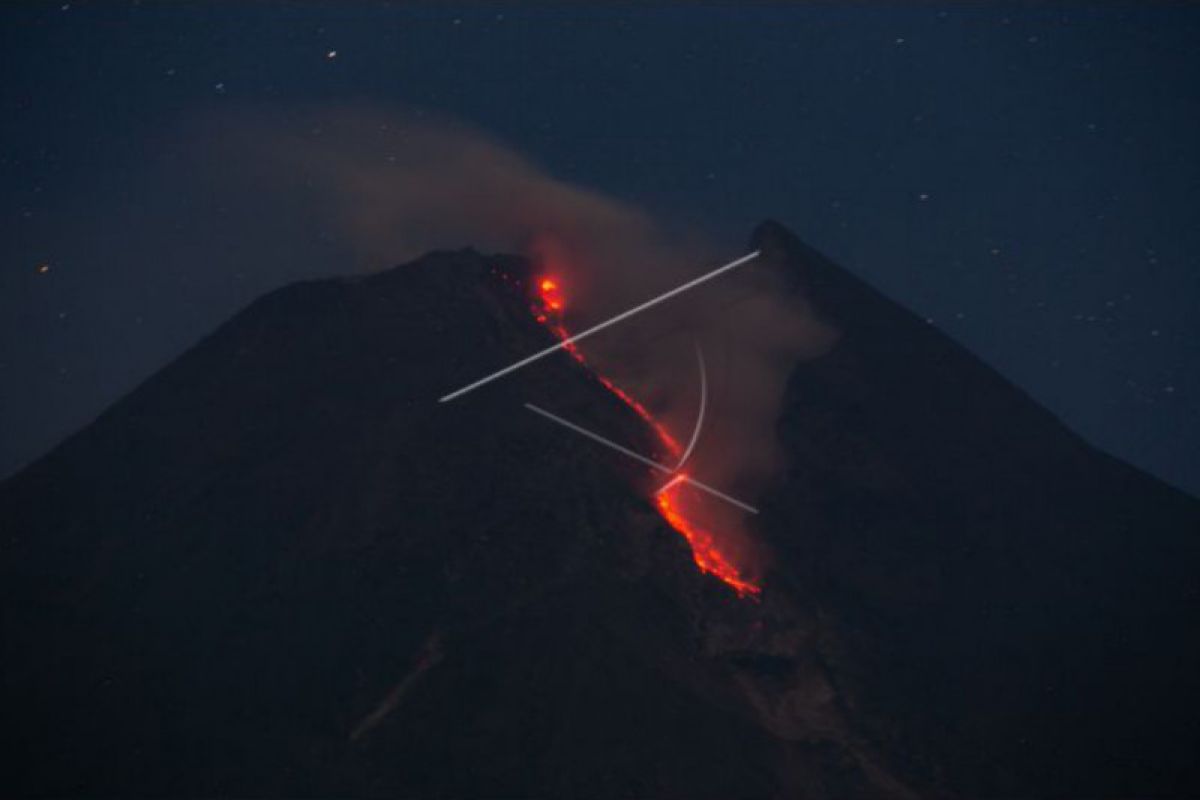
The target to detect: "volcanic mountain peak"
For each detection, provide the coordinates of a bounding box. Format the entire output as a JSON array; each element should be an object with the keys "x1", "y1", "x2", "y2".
[{"x1": 3, "y1": 221, "x2": 1198, "y2": 798}]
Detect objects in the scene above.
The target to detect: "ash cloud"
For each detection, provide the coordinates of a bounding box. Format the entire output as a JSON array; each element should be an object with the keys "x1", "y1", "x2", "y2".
[{"x1": 200, "y1": 105, "x2": 841, "y2": 579}]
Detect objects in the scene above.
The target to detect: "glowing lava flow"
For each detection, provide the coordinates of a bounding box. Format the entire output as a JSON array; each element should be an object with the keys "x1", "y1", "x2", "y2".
[{"x1": 532, "y1": 276, "x2": 761, "y2": 599}]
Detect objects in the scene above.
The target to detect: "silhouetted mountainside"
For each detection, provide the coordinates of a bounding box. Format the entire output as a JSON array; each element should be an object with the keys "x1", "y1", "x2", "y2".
[
  {"x1": 2, "y1": 223, "x2": 1197, "y2": 799},
  {"x1": 0, "y1": 245, "x2": 900, "y2": 799},
  {"x1": 753, "y1": 220, "x2": 1200, "y2": 798}
]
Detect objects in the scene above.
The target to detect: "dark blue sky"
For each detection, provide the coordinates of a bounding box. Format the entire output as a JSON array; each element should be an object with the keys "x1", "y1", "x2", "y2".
[{"x1": 2, "y1": 3, "x2": 1197, "y2": 493}]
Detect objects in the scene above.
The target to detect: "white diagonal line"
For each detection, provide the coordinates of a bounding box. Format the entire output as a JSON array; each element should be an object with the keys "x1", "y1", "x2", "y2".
[
  {"x1": 524, "y1": 403, "x2": 671, "y2": 474},
  {"x1": 523, "y1": 403, "x2": 758, "y2": 514},
  {"x1": 439, "y1": 251, "x2": 760, "y2": 403},
  {"x1": 678, "y1": 476, "x2": 759, "y2": 515}
]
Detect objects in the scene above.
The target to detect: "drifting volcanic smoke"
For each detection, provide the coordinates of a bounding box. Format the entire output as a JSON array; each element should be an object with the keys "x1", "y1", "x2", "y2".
[{"x1": 188, "y1": 104, "x2": 841, "y2": 585}]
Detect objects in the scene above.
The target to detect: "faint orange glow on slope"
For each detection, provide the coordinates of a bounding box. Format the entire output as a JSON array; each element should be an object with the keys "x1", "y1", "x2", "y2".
[{"x1": 532, "y1": 273, "x2": 760, "y2": 599}]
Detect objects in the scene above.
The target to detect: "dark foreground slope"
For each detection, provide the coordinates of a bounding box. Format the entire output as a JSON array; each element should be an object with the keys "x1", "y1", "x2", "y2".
[
  {"x1": 2, "y1": 225, "x2": 1198, "y2": 799},
  {"x1": 0, "y1": 248, "x2": 906, "y2": 799},
  {"x1": 753, "y1": 221, "x2": 1200, "y2": 798}
]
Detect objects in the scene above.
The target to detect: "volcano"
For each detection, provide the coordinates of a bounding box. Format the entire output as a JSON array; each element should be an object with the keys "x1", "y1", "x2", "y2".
[{"x1": 2, "y1": 221, "x2": 1198, "y2": 799}]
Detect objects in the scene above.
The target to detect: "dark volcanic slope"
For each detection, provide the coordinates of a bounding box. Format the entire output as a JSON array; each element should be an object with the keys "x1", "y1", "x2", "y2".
[
  {"x1": 3, "y1": 225, "x2": 1198, "y2": 799},
  {"x1": 0, "y1": 247, "x2": 900, "y2": 799},
  {"x1": 753, "y1": 221, "x2": 1200, "y2": 798}
]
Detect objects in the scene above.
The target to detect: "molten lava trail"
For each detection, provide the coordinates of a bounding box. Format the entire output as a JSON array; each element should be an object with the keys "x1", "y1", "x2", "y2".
[{"x1": 532, "y1": 277, "x2": 761, "y2": 599}]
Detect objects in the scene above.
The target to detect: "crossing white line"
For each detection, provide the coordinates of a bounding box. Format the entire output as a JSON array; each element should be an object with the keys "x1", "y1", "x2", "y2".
[
  {"x1": 524, "y1": 403, "x2": 669, "y2": 474},
  {"x1": 524, "y1": 402, "x2": 758, "y2": 514},
  {"x1": 438, "y1": 251, "x2": 760, "y2": 403}
]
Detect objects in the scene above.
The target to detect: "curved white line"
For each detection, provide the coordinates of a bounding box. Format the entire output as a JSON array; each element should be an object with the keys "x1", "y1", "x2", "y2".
[{"x1": 673, "y1": 342, "x2": 707, "y2": 472}]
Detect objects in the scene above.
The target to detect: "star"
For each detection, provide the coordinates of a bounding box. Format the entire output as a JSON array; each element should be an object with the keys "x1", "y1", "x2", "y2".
[
  {"x1": 326, "y1": 50, "x2": 337, "y2": 60},
  {"x1": 36, "y1": 263, "x2": 50, "y2": 274}
]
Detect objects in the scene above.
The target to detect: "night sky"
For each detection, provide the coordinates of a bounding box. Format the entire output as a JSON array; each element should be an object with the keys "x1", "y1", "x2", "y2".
[{"x1": 2, "y1": 3, "x2": 1197, "y2": 494}]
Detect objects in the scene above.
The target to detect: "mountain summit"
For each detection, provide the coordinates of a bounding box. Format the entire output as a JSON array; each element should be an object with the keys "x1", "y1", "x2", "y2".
[{"x1": 3, "y1": 222, "x2": 1198, "y2": 798}]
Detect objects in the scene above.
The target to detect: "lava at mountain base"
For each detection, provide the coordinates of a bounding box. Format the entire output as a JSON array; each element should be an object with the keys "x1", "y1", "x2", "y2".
[{"x1": 531, "y1": 273, "x2": 761, "y2": 599}]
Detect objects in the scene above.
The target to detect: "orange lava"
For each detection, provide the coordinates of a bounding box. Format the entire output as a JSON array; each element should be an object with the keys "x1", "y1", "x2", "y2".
[
  {"x1": 656, "y1": 486, "x2": 761, "y2": 598},
  {"x1": 533, "y1": 273, "x2": 760, "y2": 599}
]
